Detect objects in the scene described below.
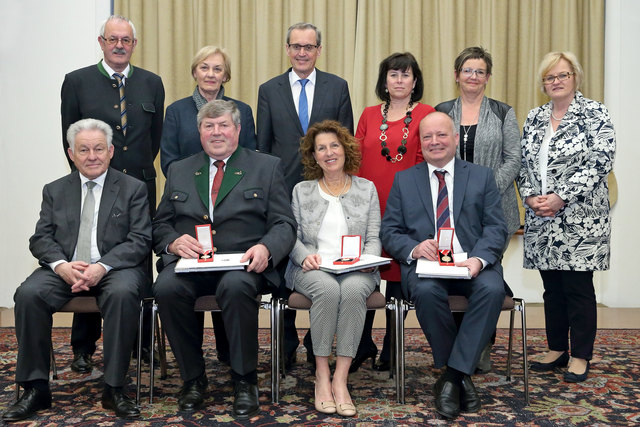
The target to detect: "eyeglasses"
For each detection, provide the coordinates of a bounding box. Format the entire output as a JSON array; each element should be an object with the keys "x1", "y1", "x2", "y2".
[
  {"x1": 460, "y1": 68, "x2": 487, "y2": 78},
  {"x1": 542, "y1": 72, "x2": 574, "y2": 85},
  {"x1": 287, "y1": 44, "x2": 318, "y2": 53},
  {"x1": 101, "y1": 36, "x2": 134, "y2": 46}
]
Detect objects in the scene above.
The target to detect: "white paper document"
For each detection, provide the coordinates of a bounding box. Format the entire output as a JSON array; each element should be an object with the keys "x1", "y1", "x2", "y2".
[
  {"x1": 319, "y1": 254, "x2": 391, "y2": 274},
  {"x1": 175, "y1": 252, "x2": 249, "y2": 273},
  {"x1": 416, "y1": 257, "x2": 471, "y2": 280}
]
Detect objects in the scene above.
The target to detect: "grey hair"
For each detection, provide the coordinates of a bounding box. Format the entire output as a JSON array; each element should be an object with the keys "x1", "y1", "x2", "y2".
[
  {"x1": 286, "y1": 22, "x2": 321, "y2": 46},
  {"x1": 197, "y1": 99, "x2": 241, "y2": 128},
  {"x1": 67, "y1": 119, "x2": 113, "y2": 152},
  {"x1": 100, "y1": 15, "x2": 137, "y2": 39}
]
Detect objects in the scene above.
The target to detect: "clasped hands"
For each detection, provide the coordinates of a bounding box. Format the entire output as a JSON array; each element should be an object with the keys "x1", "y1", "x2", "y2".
[
  {"x1": 301, "y1": 254, "x2": 375, "y2": 273},
  {"x1": 525, "y1": 193, "x2": 565, "y2": 217},
  {"x1": 55, "y1": 261, "x2": 107, "y2": 293},
  {"x1": 169, "y1": 234, "x2": 270, "y2": 273},
  {"x1": 412, "y1": 239, "x2": 482, "y2": 278}
]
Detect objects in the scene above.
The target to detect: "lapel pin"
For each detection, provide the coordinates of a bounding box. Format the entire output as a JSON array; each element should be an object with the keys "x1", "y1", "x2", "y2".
[
  {"x1": 234, "y1": 171, "x2": 243, "y2": 175},
  {"x1": 195, "y1": 171, "x2": 202, "y2": 176}
]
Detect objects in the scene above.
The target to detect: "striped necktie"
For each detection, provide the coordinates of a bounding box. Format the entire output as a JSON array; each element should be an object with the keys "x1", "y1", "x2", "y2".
[
  {"x1": 435, "y1": 170, "x2": 451, "y2": 229},
  {"x1": 113, "y1": 73, "x2": 127, "y2": 136}
]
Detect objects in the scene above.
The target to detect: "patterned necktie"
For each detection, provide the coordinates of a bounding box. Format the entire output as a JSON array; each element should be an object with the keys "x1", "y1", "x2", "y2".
[
  {"x1": 211, "y1": 160, "x2": 225, "y2": 205},
  {"x1": 77, "y1": 181, "x2": 96, "y2": 263},
  {"x1": 298, "y1": 78, "x2": 309, "y2": 134},
  {"x1": 435, "y1": 170, "x2": 451, "y2": 229},
  {"x1": 113, "y1": 73, "x2": 127, "y2": 136}
]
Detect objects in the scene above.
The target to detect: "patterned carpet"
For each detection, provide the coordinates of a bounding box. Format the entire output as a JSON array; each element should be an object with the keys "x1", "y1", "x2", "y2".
[{"x1": 0, "y1": 327, "x2": 638, "y2": 426}]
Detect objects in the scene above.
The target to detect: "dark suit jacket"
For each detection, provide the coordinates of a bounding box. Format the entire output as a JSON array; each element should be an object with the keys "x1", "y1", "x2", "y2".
[
  {"x1": 159, "y1": 95, "x2": 256, "y2": 176},
  {"x1": 256, "y1": 68, "x2": 353, "y2": 192},
  {"x1": 61, "y1": 61, "x2": 165, "y2": 207},
  {"x1": 381, "y1": 158, "x2": 508, "y2": 299},
  {"x1": 29, "y1": 168, "x2": 152, "y2": 271},
  {"x1": 153, "y1": 148, "x2": 297, "y2": 287}
]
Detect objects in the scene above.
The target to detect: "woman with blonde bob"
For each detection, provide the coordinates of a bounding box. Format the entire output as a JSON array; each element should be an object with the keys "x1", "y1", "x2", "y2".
[
  {"x1": 519, "y1": 51, "x2": 615, "y2": 382},
  {"x1": 285, "y1": 120, "x2": 381, "y2": 417}
]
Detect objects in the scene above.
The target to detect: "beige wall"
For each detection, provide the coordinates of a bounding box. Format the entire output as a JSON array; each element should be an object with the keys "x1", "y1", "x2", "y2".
[{"x1": 0, "y1": 0, "x2": 637, "y2": 308}]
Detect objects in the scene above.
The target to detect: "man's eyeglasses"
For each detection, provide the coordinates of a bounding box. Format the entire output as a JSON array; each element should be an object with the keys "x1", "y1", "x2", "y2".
[
  {"x1": 460, "y1": 68, "x2": 487, "y2": 78},
  {"x1": 287, "y1": 44, "x2": 318, "y2": 53},
  {"x1": 101, "y1": 36, "x2": 134, "y2": 46},
  {"x1": 542, "y1": 72, "x2": 574, "y2": 85}
]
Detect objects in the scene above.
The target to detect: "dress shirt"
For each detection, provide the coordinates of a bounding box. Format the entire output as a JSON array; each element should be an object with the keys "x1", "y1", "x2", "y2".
[
  {"x1": 208, "y1": 155, "x2": 232, "y2": 219},
  {"x1": 315, "y1": 184, "x2": 348, "y2": 261},
  {"x1": 289, "y1": 68, "x2": 316, "y2": 121},
  {"x1": 102, "y1": 60, "x2": 131, "y2": 84}
]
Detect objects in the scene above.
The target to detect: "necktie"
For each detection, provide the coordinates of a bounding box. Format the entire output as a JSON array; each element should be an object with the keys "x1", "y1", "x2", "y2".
[
  {"x1": 211, "y1": 160, "x2": 225, "y2": 205},
  {"x1": 298, "y1": 78, "x2": 309, "y2": 134},
  {"x1": 77, "y1": 181, "x2": 96, "y2": 263},
  {"x1": 113, "y1": 73, "x2": 127, "y2": 136},
  {"x1": 435, "y1": 170, "x2": 451, "y2": 230}
]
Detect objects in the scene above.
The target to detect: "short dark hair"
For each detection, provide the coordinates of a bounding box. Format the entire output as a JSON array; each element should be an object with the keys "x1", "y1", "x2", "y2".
[
  {"x1": 454, "y1": 46, "x2": 493, "y2": 75},
  {"x1": 300, "y1": 120, "x2": 361, "y2": 180},
  {"x1": 375, "y1": 52, "x2": 424, "y2": 103}
]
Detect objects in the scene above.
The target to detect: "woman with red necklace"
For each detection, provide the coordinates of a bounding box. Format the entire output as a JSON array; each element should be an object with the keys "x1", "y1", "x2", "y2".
[{"x1": 353, "y1": 52, "x2": 435, "y2": 372}]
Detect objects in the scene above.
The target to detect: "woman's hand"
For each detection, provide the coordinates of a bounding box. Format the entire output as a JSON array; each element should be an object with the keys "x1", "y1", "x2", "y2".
[
  {"x1": 526, "y1": 194, "x2": 565, "y2": 217},
  {"x1": 302, "y1": 254, "x2": 322, "y2": 271}
]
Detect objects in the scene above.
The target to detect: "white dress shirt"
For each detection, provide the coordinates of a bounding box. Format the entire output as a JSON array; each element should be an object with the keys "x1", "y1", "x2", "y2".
[{"x1": 289, "y1": 68, "x2": 316, "y2": 121}]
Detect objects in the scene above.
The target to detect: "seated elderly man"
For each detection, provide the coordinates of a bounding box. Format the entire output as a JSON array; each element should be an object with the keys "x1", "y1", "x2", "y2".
[
  {"x1": 2, "y1": 119, "x2": 151, "y2": 422},
  {"x1": 152, "y1": 99, "x2": 296, "y2": 419},
  {"x1": 381, "y1": 112, "x2": 507, "y2": 420}
]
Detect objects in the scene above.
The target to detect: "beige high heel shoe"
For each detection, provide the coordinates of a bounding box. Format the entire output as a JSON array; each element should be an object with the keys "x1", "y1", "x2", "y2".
[
  {"x1": 336, "y1": 401, "x2": 357, "y2": 417},
  {"x1": 314, "y1": 383, "x2": 336, "y2": 414}
]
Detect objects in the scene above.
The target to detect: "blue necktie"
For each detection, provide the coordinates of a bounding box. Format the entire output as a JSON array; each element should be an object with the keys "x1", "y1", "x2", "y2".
[{"x1": 298, "y1": 78, "x2": 309, "y2": 134}]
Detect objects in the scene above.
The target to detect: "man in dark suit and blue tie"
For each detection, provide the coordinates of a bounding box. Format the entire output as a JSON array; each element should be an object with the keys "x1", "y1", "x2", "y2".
[
  {"x1": 381, "y1": 112, "x2": 508, "y2": 419},
  {"x1": 152, "y1": 100, "x2": 296, "y2": 419},
  {"x1": 3, "y1": 119, "x2": 152, "y2": 422},
  {"x1": 256, "y1": 22, "x2": 354, "y2": 369}
]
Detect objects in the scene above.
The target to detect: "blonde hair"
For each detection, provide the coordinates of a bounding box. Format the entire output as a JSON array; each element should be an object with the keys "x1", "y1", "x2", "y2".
[
  {"x1": 537, "y1": 51, "x2": 583, "y2": 94},
  {"x1": 191, "y1": 46, "x2": 231, "y2": 83}
]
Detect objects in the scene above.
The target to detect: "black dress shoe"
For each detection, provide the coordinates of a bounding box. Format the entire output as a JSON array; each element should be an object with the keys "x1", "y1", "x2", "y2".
[
  {"x1": 71, "y1": 352, "x2": 93, "y2": 373},
  {"x1": 232, "y1": 380, "x2": 260, "y2": 419},
  {"x1": 349, "y1": 347, "x2": 377, "y2": 373},
  {"x1": 475, "y1": 342, "x2": 493, "y2": 374},
  {"x1": 564, "y1": 361, "x2": 590, "y2": 383},
  {"x1": 530, "y1": 351, "x2": 569, "y2": 372},
  {"x1": 2, "y1": 387, "x2": 51, "y2": 421},
  {"x1": 178, "y1": 374, "x2": 208, "y2": 412},
  {"x1": 460, "y1": 375, "x2": 481, "y2": 412},
  {"x1": 372, "y1": 359, "x2": 391, "y2": 372},
  {"x1": 101, "y1": 387, "x2": 140, "y2": 419},
  {"x1": 432, "y1": 374, "x2": 460, "y2": 419}
]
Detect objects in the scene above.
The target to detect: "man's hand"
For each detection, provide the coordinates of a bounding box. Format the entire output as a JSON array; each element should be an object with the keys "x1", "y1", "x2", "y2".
[
  {"x1": 412, "y1": 239, "x2": 438, "y2": 261},
  {"x1": 55, "y1": 261, "x2": 89, "y2": 286},
  {"x1": 455, "y1": 257, "x2": 483, "y2": 278},
  {"x1": 70, "y1": 263, "x2": 107, "y2": 293},
  {"x1": 301, "y1": 254, "x2": 322, "y2": 271},
  {"x1": 168, "y1": 234, "x2": 203, "y2": 259},
  {"x1": 242, "y1": 244, "x2": 271, "y2": 273},
  {"x1": 526, "y1": 194, "x2": 565, "y2": 217}
]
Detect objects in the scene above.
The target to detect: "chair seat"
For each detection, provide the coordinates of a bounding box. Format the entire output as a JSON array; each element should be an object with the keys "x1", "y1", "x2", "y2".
[
  {"x1": 287, "y1": 290, "x2": 387, "y2": 310},
  {"x1": 58, "y1": 296, "x2": 100, "y2": 313},
  {"x1": 448, "y1": 295, "x2": 515, "y2": 312}
]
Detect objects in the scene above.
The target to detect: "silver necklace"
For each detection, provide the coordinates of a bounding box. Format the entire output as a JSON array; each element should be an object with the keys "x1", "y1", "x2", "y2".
[
  {"x1": 322, "y1": 175, "x2": 349, "y2": 197},
  {"x1": 551, "y1": 111, "x2": 564, "y2": 121},
  {"x1": 462, "y1": 125, "x2": 472, "y2": 144}
]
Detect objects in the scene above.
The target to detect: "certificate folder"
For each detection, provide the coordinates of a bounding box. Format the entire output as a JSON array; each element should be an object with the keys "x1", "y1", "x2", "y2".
[
  {"x1": 175, "y1": 253, "x2": 249, "y2": 273},
  {"x1": 319, "y1": 254, "x2": 391, "y2": 274},
  {"x1": 416, "y1": 258, "x2": 471, "y2": 280}
]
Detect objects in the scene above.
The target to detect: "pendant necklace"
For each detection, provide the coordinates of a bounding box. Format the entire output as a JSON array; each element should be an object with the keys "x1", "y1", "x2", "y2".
[
  {"x1": 380, "y1": 101, "x2": 413, "y2": 163},
  {"x1": 322, "y1": 175, "x2": 349, "y2": 198}
]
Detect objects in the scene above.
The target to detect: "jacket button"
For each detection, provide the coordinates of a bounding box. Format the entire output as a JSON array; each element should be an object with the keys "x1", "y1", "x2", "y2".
[
  {"x1": 112, "y1": 83, "x2": 117, "y2": 88},
  {"x1": 116, "y1": 125, "x2": 121, "y2": 130},
  {"x1": 203, "y1": 215, "x2": 209, "y2": 220},
  {"x1": 113, "y1": 104, "x2": 119, "y2": 109},
  {"x1": 122, "y1": 169, "x2": 127, "y2": 174},
  {"x1": 123, "y1": 146, "x2": 128, "y2": 151},
  {"x1": 211, "y1": 229, "x2": 217, "y2": 235},
  {"x1": 213, "y1": 246, "x2": 217, "y2": 252}
]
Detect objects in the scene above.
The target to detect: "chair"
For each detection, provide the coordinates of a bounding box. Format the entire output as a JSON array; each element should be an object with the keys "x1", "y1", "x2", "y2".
[
  {"x1": 14, "y1": 296, "x2": 146, "y2": 405},
  {"x1": 272, "y1": 290, "x2": 396, "y2": 402},
  {"x1": 393, "y1": 295, "x2": 529, "y2": 405},
  {"x1": 149, "y1": 295, "x2": 276, "y2": 403}
]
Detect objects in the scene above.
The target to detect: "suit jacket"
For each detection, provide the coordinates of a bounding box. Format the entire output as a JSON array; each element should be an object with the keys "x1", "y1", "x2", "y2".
[
  {"x1": 436, "y1": 96, "x2": 521, "y2": 235},
  {"x1": 284, "y1": 176, "x2": 382, "y2": 289},
  {"x1": 61, "y1": 61, "x2": 165, "y2": 206},
  {"x1": 256, "y1": 68, "x2": 353, "y2": 192},
  {"x1": 381, "y1": 158, "x2": 508, "y2": 298},
  {"x1": 159, "y1": 94, "x2": 257, "y2": 176},
  {"x1": 153, "y1": 148, "x2": 297, "y2": 287},
  {"x1": 29, "y1": 168, "x2": 152, "y2": 271}
]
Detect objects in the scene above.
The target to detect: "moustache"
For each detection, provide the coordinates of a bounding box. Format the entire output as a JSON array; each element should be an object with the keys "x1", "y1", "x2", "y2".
[{"x1": 111, "y1": 47, "x2": 127, "y2": 55}]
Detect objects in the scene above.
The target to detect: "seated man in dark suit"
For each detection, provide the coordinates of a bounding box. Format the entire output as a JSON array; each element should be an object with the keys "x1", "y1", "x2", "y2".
[
  {"x1": 381, "y1": 112, "x2": 508, "y2": 419},
  {"x1": 3, "y1": 119, "x2": 152, "y2": 422},
  {"x1": 152, "y1": 100, "x2": 296, "y2": 419}
]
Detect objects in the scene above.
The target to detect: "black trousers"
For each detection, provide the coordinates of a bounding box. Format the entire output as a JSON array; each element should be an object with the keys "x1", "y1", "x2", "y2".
[{"x1": 539, "y1": 270, "x2": 596, "y2": 360}]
